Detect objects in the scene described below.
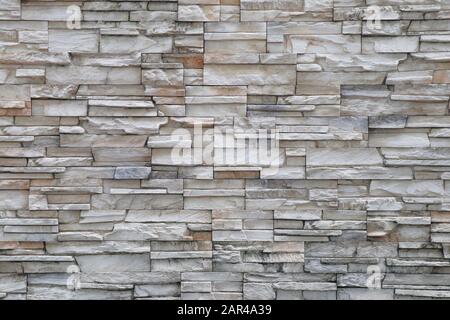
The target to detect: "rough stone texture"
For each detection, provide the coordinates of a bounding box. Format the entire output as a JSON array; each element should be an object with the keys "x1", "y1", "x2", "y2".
[{"x1": 0, "y1": 0, "x2": 450, "y2": 301}]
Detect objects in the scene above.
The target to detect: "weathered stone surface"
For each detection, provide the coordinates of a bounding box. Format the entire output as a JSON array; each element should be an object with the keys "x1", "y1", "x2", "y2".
[
  {"x1": 287, "y1": 35, "x2": 361, "y2": 54},
  {"x1": 100, "y1": 35, "x2": 172, "y2": 54},
  {"x1": 338, "y1": 288, "x2": 394, "y2": 300},
  {"x1": 370, "y1": 181, "x2": 444, "y2": 197},
  {"x1": 46, "y1": 66, "x2": 141, "y2": 85},
  {"x1": 307, "y1": 167, "x2": 413, "y2": 180},
  {"x1": 0, "y1": 191, "x2": 28, "y2": 210},
  {"x1": 243, "y1": 283, "x2": 275, "y2": 300},
  {"x1": 27, "y1": 286, "x2": 132, "y2": 300},
  {"x1": 317, "y1": 54, "x2": 407, "y2": 72},
  {"x1": 0, "y1": 50, "x2": 70, "y2": 65},
  {"x1": 0, "y1": 274, "x2": 26, "y2": 293},
  {"x1": 135, "y1": 283, "x2": 180, "y2": 298},
  {"x1": 307, "y1": 149, "x2": 383, "y2": 167},
  {"x1": 114, "y1": 167, "x2": 152, "y2": 180},
  {"x1": 32, "y1": 100, "x2": 87, "y2": 117},
  {"x1": 204, "y1": 65, "x2": 296, "y2": 85},
  {"x1": 142, "y1": 69, "x2": 184, "y2": 87},
  {"x1": 76, "y1": 254, "x2": 150, "y2": 272},
  {"x1": 82, "y1": 117, "x2": 168, "y2": 134},
  {"x1": 49, "y1": 30, "x2": 99, "y2": 54},
  {"x1": 363, "y1": 36, "x2": 420, "y2": 53},
  {"x1": 104, "y1": 222, "x2": 189, "y2": 241},
  {"x1": 369, "y1": 133, "x2": 430, "y2": 148},
  {"x1": 178, "y1": 5, "x2": 220, "y2": 22},
  {"x1": 92, "y1": 195, "x2": 183, "y2": 210}
]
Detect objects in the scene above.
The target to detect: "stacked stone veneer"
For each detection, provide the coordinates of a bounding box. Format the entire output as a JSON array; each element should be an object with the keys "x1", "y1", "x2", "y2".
[{"x1": 1, "y1": 0, "x2": 450, "y2": 300}]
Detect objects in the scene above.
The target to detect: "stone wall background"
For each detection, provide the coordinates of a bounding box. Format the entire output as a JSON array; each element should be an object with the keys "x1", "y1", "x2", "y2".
[{"x1": 1, "y1": 0, "x2": 450, "y2": 300}]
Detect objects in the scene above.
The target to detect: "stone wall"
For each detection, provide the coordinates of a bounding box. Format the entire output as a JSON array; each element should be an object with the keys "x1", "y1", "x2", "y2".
[{"x1": 1, "y1": 0, "x2": 450, "y2": 300}]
